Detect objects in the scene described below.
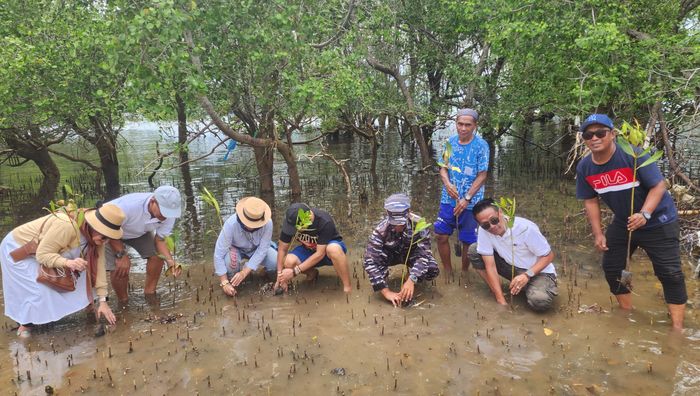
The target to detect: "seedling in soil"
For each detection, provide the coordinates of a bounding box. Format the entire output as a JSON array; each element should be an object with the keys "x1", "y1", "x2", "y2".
[
  {"x1": 495, "y1": 196, "x2": 517, "y2": 305},
  {"x1": 438, "y1": 141, "x2": 466, "y2": 257},
  {"x1": 616, "y1": 120, "x2": 663, "y2": 291}
]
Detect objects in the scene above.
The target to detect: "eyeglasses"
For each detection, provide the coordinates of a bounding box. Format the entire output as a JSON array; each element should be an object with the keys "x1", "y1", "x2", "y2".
[
  {"x1": 581, "y1": 129, "x2": 611, "y2": 140},
  {"x1": 480, "y1": 216, "x2": 500, "y2": 230}
]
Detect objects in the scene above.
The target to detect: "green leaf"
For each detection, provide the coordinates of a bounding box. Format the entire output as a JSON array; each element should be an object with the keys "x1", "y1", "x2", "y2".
[
  {"x1": 442, "y1": 141, "x2": 453, "y2": 163},
  {"x1": 165, "y1": 235, "x2": 175, "y2": 252},
  {"x1": 77, "y1": 210, "x2": 85, "y2": 227},
  {"x1": 296, "y1": 208, "x2": 312, "y2": 230},
  {"x1": 64, "y1": 184, "x2": 73, "y2": 195},
  {"x1": 413, "y1": 218, "x2": 432, "y2": 234},
  {"x1": 637, "y1": 150, "x2": 663, "y2": 169},
  {"x1": 617, "y1": 136, "x2": 636, "y2": 158}
]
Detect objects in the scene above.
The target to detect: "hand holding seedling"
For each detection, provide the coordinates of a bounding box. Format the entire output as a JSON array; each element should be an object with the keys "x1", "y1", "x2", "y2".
[
  {"x1": 445, "y1": 183, "x2": 459, "y2": 200},
  {"x1": 222, "y1": 282, "x2": 236, "y2": 297},
  {"x1": 399, "y1": 279, "x2": 415, "y2": 302},
  {"x1": 66, "y1": 258, "x2": 87, "y2": 272},
  {"x1": 509, "y1": 274, "x2": 529, "y2": 295},
  {"x1": 275, "y1": 268, "x2": 295, "y2": 291},
  {"x1": 230, "y1": 267, "x2": 252, "y2": 287},
  {"x1": 627, "y1": 213, "x2": 647, "y2": 231},
  {"x1": 453, "y1": 197, "x2": 469, "y2": 216}
]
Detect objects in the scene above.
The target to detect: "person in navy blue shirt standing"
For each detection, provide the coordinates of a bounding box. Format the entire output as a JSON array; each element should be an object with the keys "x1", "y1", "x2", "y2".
[{"x1": 576, "y1": 114, "x2": 686, "y2": 330}]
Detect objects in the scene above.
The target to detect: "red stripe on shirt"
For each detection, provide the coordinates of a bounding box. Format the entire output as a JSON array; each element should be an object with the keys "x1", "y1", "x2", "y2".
[{"x1": 585, "y1": 167, "x2": 639, "y2": 194}]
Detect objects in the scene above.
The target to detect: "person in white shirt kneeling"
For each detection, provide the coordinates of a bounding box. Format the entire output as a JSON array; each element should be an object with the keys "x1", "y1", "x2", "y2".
[{"x1": 467, "y1": 198, "x2": 558, "y2": 311}]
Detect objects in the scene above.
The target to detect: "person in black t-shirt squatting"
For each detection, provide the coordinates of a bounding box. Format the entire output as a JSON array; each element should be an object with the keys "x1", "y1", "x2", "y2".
[{"x1": 274, "y1": 203, "x2": 351, "y2": 293}]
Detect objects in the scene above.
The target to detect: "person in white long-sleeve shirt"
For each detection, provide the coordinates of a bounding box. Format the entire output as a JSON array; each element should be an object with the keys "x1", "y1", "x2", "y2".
[
  {"x1": 213, "y1": 197, "x2": 277, "y2": 297},
  {"x1": 106, "y1": 185, "x2": 183, "y2": 302}
]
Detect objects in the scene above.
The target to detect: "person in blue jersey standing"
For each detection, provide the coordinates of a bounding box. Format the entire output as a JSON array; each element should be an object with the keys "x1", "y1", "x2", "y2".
[
  {"x1": 576, "y1": 114, "x2": 686, "y2": 330},
  {"x1": 435, "y1": 108, "x2": 490, "y2": 275}
]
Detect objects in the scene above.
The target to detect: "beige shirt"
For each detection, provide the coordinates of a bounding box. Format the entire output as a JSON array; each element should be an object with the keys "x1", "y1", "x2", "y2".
[{"x1": 12, "y1": 212, "x2": 108, "y2": 297}]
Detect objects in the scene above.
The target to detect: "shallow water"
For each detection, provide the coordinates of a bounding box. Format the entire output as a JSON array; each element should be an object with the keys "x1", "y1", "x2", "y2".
[{"x1": 0, "y1": 123, "x2": 698, "y2": 395}]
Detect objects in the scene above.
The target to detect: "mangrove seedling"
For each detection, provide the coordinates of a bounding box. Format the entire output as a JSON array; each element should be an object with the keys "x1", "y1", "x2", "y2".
[
  {"x1": 495, "y1": 196, "x2": 517, "y2": 304},
  {"x1": 290, "y1": 208, "x2": 314, "y2": 247},
  {"x1": 616, "y1": 120, "x2": 663, "y2": 291},
  {"x1": 201, "y1": 186, "x2": 224, "y2": 230},
  {"x1": 400, "y1": 217, "x2": 432, "y2": 286},
  {"x1": 162, "y1": 230, "x2": 184, "y2": 277}
]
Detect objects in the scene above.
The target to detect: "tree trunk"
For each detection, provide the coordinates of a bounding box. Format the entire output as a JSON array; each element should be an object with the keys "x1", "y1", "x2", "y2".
[
  {"x1": 176, "y1": 93, "x2": 189, "y2": 165},
  {"x1": 276, "y1": 143, "x2": 302, "y2": 201},
  {"x1": 85, "y1": 116, "x2": 120, "y2": 200},
  {"x1": 175, "y1": 93, "x2": 201, "y2": 237},
  {"x1": 366, "y1": 57, "x2": 433, "y2": 167},
  {"x1": 4, "y1": 135, "x2": 59, "y2": 205},
  {"x1": 253, "y1": 145, "x2": 274, "y2": 195},
  {"x1": 97, "y1": 146, "x2": 120, "y2": 200}
]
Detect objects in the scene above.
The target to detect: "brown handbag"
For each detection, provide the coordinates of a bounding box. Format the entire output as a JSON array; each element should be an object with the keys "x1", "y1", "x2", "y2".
[
  {"x1": 36, "y1": 265, "x2": 78, "y2": 292},
  {"x1": 8, "y1": 215, "x2": 79, "y2": 292}
]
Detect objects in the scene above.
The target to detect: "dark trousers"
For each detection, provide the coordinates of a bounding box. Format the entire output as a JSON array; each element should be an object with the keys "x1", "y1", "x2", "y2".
[{"x1": 603, "y1": 220, "x2": 687, "y2": 304}]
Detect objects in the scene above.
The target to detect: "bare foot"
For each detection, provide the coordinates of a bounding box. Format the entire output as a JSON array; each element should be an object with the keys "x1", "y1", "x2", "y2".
[
  {"x1": 16, "y1": 325, "x2": 31, "y2": 338},
  {"x1": 304, "y1": 267, "x2": 319, "y2": 283}
]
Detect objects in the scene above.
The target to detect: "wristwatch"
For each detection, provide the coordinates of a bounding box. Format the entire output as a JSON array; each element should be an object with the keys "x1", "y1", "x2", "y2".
[
  {"x1": 409, "y1": 274, "x2": 418, "y2": 283},
  {"x1": 525, "y1": 269, "x2": 535, "y2": 278},
  {"x1": 114, "y1": 250, "x2": 126, "y2": 259},
  {"x1": 640, "y1": 211, "x2": 652, "y2": 221},
  {"x1": 464, "y1": 193, "x2": 473, "y2": 202}
]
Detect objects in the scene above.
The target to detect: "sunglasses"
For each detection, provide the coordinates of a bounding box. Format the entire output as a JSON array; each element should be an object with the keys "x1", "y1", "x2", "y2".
[
  {"x1": 581, "y1": 129, "x2": 611, "y2": 140},
  {"x1": 236, "y1": 216, "x2": 261, "y2": 232},
  {"x1": 480, "y1": 216, "x2": 500, "y2": 230}
]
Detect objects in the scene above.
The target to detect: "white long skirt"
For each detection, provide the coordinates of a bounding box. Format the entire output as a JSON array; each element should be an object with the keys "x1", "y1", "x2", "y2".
[{"x1": 0, "y1": 232, "x2": 90, "y2": 325}]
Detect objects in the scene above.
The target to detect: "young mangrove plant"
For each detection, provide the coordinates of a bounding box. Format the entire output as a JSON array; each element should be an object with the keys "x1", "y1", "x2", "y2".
[
  {"x1": 400, "y1": 216, "x2": 432, "y2": 285},
  {"x1": 495, "y1": 196, "x2": 516, "y2": 304},
  {"x1": 162, "y1": 230, "x2": 182, "y2": 277},
  {"x1": 45, "y1": 184, "x2": 85, "y2": 232},
  {"x1": 291, "y1": 208, "x2": 314, "y2": 248},
  {"x1": 616, "y1": 120, "x2": 663, "y2": 290},
  {"x1": 200, "y1": 186, "x2": 224, "y2": 230}
]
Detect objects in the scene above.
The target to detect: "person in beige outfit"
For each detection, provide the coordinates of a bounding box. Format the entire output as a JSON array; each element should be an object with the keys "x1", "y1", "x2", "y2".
[{"x1": 0, "y1": 204, "x2": 125, "y2": 337}]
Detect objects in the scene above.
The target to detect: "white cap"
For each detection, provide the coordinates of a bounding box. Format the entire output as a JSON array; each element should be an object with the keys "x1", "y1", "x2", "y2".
[{"x1": 154, "y1": 185, "x2": 182, "y2": 218}]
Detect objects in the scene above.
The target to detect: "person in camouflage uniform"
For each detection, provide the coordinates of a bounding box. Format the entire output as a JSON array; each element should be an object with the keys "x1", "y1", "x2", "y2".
[{"x1": 363, "y1": 193, "x2": 440, "y2": 306}]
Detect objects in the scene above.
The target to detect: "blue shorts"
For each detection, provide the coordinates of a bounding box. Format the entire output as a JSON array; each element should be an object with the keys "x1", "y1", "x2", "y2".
[
  {"x1": 289, "y1": 240, "x2": 347, "y2": 267},
  {"x1": 434, "y1": 203, "x2": 478, "y2": 244}
]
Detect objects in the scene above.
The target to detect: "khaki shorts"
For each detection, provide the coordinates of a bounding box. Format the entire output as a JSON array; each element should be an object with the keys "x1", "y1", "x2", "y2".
[{"x1": 105, "y1": 232, "x2": 158, "y2": 271}]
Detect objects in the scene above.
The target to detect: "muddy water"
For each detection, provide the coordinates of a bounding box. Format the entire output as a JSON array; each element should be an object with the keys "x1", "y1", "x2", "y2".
[{"x1": 0, "y1": 124, "x2": 699, "y2": 395}]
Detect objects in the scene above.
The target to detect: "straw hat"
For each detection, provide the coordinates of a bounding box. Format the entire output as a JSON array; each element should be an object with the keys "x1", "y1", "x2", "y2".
[
  {"x1": 235, "y1": 197, "x2": 271, "y2": 229},
  {"x1": 84, "y1": 204, "x2": 125, "y2": 239}
]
